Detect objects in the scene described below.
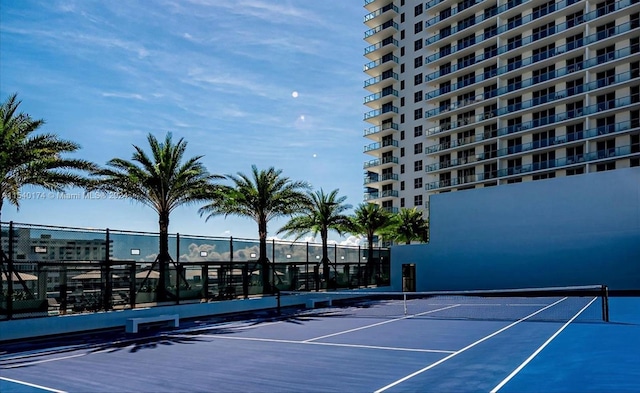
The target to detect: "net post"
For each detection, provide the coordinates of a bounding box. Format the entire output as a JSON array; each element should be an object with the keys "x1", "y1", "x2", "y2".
[
  {"x1": 601, "y1": 285, "x2": 609, "y2": 322},
  {"x1": 276, "y1": 290, "x2": 281, "y2": 316},
  {"x1": 403, "y1": 292, "x2": 407, "y2": 315}
]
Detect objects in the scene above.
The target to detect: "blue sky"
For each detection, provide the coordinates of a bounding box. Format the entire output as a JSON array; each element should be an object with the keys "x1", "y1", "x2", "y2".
[{"x1": 1, "y1": 0, "x2": 368, "y2": 244}]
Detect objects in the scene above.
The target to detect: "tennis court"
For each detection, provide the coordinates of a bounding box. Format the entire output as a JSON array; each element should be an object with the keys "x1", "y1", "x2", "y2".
[{"x1": 1, "y1": 289, "x2": 639, "y2": 393}]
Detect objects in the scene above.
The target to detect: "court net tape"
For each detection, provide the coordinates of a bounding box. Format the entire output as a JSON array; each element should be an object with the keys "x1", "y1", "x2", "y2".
[{"x1": 277, "y1": 285, "x2": 609, "y2": 322}]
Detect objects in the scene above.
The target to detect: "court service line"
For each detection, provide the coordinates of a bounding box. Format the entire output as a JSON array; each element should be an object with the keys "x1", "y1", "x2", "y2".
[
  {"x1": 0, "y1": 376, "x2": 67, "y2": 393},
  {"x1": 303, "y1": 304, "x2": 462, "y2": 343},
  {"x1": 373, "y1": 297, "x2": 569, "y2": 393},
  {"x1": 490, "y1": 296, "x2": 599, "y2": 393},
  {"x1": 194, "y1": 334, "x2": 455, "y2": 354}
]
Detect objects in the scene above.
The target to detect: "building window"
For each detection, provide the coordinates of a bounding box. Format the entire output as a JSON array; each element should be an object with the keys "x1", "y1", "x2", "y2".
[
  {"x1": 414, "y1": 4, "x2": 423, "y2": 16},
  {"x1": 400, "y1": 130, "x2": 405, "y2": 140},
  {"x1": 414, "y1": 73, "x2": 423, "y2": 85},
  {"x1": 566, "y1": 167, "x2": 585, "y2": 176},
  {"x1": 414, "y1": 195, "x2": 423, "y2": 206},
  {"x1": 400, "y1": 29, "x2": 405, "y2": 40},
  {"x1": 414, "y1": 91, "x2": 423, "y2": 103},
  {"x1": 400, "y1": 164, "x2": 405, "y2": 174},
  {"x1": 414, "y1": 22, "x2": 423, "y2": 34},
  {"x1": 414, "y1": 56, "x2": 423, "y2": 68},
  {"x1": 400, "y1": 181, "x2": 405, "y2": 191},
  {"x1": 414, "y1": 143, "x2": 423, "y2": 154},
  {"x1": 414, "y1": 178, "x2": 423, "y2": 189},
  {"x1": 400, "y1": 147, "x2": 405, "y2": 157},
  {"x1": 414, "y1": 125, "x2": 423, "y2": 137},
  {"x1": 400, "y1": 47, "x2": 405, "y2": 57},
  {"x1": 400, "y1": 198, "x2": 405, "y2": 207},
  {"x1": 414, "y1": 39, "x2": 423, "y2": 51},
  {"x1": 414, "y1": 160, "x2": 423, "y2": 172},
  {"x1": 414, "y1": 109, "x2": 423, "y2": 120}
]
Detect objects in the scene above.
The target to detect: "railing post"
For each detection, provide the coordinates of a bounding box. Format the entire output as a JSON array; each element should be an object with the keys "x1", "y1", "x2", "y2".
[
  {"x1": 103, "y1": 228, "x2": 112, "y2": 311},
  {"x1": 176, "y1": 233, "x2": 180, "y2": 305},
  {"x1": 7, "y1": 221, "x2": 14, "y2": 319}
]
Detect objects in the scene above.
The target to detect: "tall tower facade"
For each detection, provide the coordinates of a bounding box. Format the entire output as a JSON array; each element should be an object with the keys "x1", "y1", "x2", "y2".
[{"x1": 363, "y1": 0, "x2": 640, "y2": 214}]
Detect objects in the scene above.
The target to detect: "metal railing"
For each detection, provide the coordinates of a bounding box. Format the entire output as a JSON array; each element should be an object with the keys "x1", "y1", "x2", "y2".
[{"x1": 0, "y1": 221, "x2": 390, "y2": 320}]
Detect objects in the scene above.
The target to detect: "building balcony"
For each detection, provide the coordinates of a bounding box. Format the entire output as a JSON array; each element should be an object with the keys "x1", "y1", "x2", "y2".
[
  {"x1": 364, "y1": 20, "x2": 398, "y2": 44},
  {"x1": 364, "y1": 173, "x2": 399, "y2": 185},
  {"x1": 364, "y1": 37, "x2": 398, "y2": 60},
  {"x1": 364, "y1": 71, "x2": 398, "y2": 92},
  {"x1": 364, "y1": 88, "x2": 398, "y2": 107},
  {"x1": 426, "y1": 92, "x2": 637, "y2": 138},
  {"x1": 364, "y1": 122, "x2": 398, "y2": 139},
  {"x1": 425, "y1": 144, "x2": 638, "y2": 190},
  {"x1": 363, "y1": 156, "x2": 399, "y2": 169},
  {"x1": 364, "y1": 139, "x2": 399, "y2": 154},
  {"x1": 363, "y1": 54, "x2": 398, "y2": 76},
  {"x1": 424, "y1": 22, "x2": 636, "y2": 86},
  {"x1": 425, "y1": 119, "x2": 637, "y2": 158},
  {"x1": 364, "y1": 189, "x2": 399, "y2": 201},
  {"x1": 364, "y1": 0, "x2": 395, "y2": 13},
  {"x1": 363, "y1": 3, "x2": 398, "y2": 28},
  {"x1": 364, "y1": 105, "x2": 398, "y2": 122}
]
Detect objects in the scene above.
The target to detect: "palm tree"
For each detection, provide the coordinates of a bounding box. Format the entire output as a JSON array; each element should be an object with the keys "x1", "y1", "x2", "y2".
[
  {"x1": 0, "y1": 93, "x2": 96, "y2": 226},
  {"x1": 90, "y1": 132, "x2": 222, "y2": 301},
  {"x1": 385, "y1": 207, "x2": 429, "y2": 245},
  {"x1": 199, "y1": 165, "x2": 310, "y2": 293},
  {"x1": 349, "y1": 203, "x2": 393, "y2": 285},
  {"x1": 277, "y1": 189, "x2": 352, "y2": 286}
]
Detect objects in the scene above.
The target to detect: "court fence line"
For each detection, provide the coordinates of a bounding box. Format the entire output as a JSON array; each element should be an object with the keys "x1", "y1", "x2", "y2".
[{"x1": 0, "y1": 221, "x2": 390, "y2": 320}]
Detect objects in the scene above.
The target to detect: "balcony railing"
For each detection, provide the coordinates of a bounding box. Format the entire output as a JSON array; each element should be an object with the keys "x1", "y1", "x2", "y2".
[
  {"x1": 424, "y1": 20, "x2": 636, "y2": 83},
  {"x1": 364, "y1": 20, "x2": 399, "y2": 40},
  {"x1": 426, "y1": 144, "x2": 636, "y2": 190},
  {"x1": 364, "y1": 139, "x2": 399, "y2": 153},
  {"x1": 364, "y1": 173, "x2": 399, "y2": 185},
  {"x1": 364, "y1": 3, "x2": 398, "y2": 24},
  {"x1": 426, "y1": 119, "x2": 637, "y2": 157},
  {"x1": 364, "y1": 72, "x2": 399, "y2": 89},
  {"x1": 364, "y1": 105, "x2": 398, "y2": 121},
  {"x1": 363, "y1": 156, "x2": 399, "y2": 169},
  {"x1": 364, "y1": 88, "x2": 399, "y2": 105},
  {"x1": 364, "y1": 122, "x2": 398, "y2": 137},
  {"x1": 364, "y1": 38, "x2": 399, "y2": 56},
  {"x1": 426, "y1": 85, "x2": 637, "y2": 137},
  {"x1": 364, "y1": 55, "x2": 399, "y2": 73},
  {"x1": 364, "y1": 189, "x2": 399, "y2": 200},
  {"x1": 426, "y1": 69, "x2": 637, "y2": 120}
]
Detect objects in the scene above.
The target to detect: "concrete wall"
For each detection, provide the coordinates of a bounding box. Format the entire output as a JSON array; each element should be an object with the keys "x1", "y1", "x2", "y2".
[{"x1": 391, "y1": 167, "x2": 640, "y2": 292}]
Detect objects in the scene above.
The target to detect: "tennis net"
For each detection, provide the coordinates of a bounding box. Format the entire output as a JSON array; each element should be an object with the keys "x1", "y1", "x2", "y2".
[{"x1": 277, "y1": 285, "x2": 609, "y2": 322}]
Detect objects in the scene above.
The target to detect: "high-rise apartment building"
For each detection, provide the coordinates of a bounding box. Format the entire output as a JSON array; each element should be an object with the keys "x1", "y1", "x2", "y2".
[{"x1": 363, "y1": 0, "x2": 640, "y2": 215}]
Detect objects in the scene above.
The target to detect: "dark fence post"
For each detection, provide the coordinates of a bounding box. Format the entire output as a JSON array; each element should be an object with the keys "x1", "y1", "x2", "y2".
[
  {"x1": 129, "y1": 263, "x2": 136, "y2": 309},
  {"x1": 242, "y1": 264, "x2": 249, "y2": 299},
  {"x1": 7, "y1": 221, "x2": 14, "y2": 319},
  {"x1": 103, "y1": 228, "x2": 112, "y2": 311},
  {"x1": 176, "y1": 233, "x2": 180, "y2": 305}
]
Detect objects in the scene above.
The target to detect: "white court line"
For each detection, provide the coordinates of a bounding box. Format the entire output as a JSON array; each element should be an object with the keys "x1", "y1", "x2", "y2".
[
  {"x1": 490, "y1": 296, "x2": 599, "y2": 393},
  {"x1": 0, "y1": 376, "x2": 67, "y2": 393},
  {"x1": 1, "y1": 353, "x2": 86, "y2": 369},
  {"x1": 194, "y1": 334, "x2": 455, "y2": 354},
  {"x1": 303, "y1": 304, "x2": 461, "y2": 343},
  {"x1": 373, "y1": 297, "x2": 569, "y2": 393}
]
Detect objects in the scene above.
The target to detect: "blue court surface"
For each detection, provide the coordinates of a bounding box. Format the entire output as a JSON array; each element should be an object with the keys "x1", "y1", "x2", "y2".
[{"x1": 1, "y1": 296, "x2": 638, "y2": 393}]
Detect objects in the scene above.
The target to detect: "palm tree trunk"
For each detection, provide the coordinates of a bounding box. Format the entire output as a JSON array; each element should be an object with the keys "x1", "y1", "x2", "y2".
[
  {"x1": 158, "y1": 211, "x2": 170, "y2": 301},
  {"x1": 321, "y1": 228, "x2": 330, "y2": 286},
  {"x1": 367, "y1": 233, "x2": 375, "y2": 286},
  {"x1": 258, "y1": 220, "x2": 271, "y2": 293}
]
